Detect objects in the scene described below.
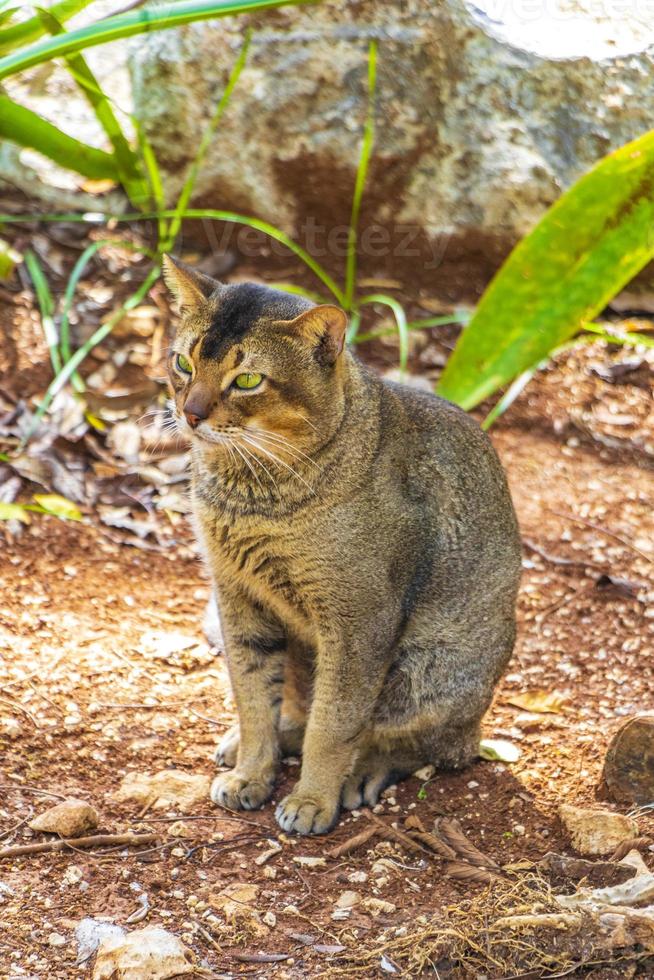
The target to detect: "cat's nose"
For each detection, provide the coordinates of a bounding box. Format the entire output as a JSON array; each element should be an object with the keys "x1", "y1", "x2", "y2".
[
  {"x1": 184, "y1": 385, "x2": 213, "y2": 429},
  {"x1": 184, "y1": 408, "x2": 206, "y2": 429}
]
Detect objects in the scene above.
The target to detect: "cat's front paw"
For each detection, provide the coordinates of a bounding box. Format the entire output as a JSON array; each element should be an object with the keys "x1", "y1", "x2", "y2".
[
  {"x1": 214, "y1": 725, "x2": 239, "y2": 768},
  {"x1": 210, "y1": 770, "x2": 273, "y2": 811},
  {"x1": 275, "y1": 790, "x2": 339, "y2": 835}
]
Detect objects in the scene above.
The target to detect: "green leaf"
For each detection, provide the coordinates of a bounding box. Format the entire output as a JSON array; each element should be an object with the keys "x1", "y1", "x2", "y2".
[
  {"x1": 0, "y1": 235, "x2": 20, "y2": 279},
  {"x1": 35, "y1": 6, "x2": 149, "y2": 209},
  {"x1": 24, "y1": 250, "x2": 61, "y2": 375},
  {"x1": 32, "y1": 493, "x2": 83, "y2": 521},
  {"x1": 479, "y1": 738, "x2": 521, "y2": 763},
  {"x1": 0, "y1": 8, "x2": 20, "y2": 29},
  {"x1": 0, "y1": 501, "x2": 30, "y2": 523},
  {"x1": 0, "y1": 0, "x2": 92, "y2": 55},
  {"x1": 438, "y1": 129, "x2": 654, "y2": 409},
  {"x1": 345, "y1": 40, "x2": 377, "y2": 310},
  {"x1": 0, "y1": 0, "x2": 311, "y2": 80},
  {"x1": 163, "y1": 30, "x2": 251, "y2": 251},
  {"x1": 0, "y1": 95, "x2": 119, "y2": 180}
]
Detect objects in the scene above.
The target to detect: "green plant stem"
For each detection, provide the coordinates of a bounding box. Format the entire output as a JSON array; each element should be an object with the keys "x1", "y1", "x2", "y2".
[
  {"x1": 163, "y1": 32, "x2": 251, "y2": 251},
  {"x1": 27, "y1": 265, "x2": 160, "y2": 441},
  {"x1": 0, "y1": 0, "x2": 93, "y2": 56},
  {"x1": 344, "y1": 40, "x2": 377, "y2": 310},
  {"x1": 24, "y1": 251, "x2": 61, "y2": 375},
  {"x1": 0, "y1": 95, "x2": 119, "y2": 180},
  {"x1": 36, "y1": 7, "x2": 148, "y2": 208},
  {"x1": 580, "y1": 322, "x2": 654, "y2": 349},
  {"x1": 358, "y1": 292, "x2": 409, "y2": 372},
  {"x1": 0, "y1": 208, "x2": 345, "y2": 305},
  {"x1": 0, "y1": 0, "x2": 310, "y2": 80},
  {"x1": 355, "y1": 313, "x2": 466, "y2": 343}
]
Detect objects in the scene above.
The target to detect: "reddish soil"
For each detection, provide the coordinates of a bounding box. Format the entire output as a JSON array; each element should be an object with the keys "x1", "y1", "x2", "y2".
[{"x1": 1, "y1": 238, "x2": 653, "y2": 978}]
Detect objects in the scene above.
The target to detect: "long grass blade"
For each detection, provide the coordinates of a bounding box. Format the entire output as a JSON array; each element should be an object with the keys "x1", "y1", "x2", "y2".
[
  {"x1": 0, "y1": 207, "x2": 346, "y2": 303},
  {"x1": 0, "y1": 0, "x2": 92, "y2": 56},
  {"x1": 163, "y1": 31, "x2": 251, "y2": 251},
  {"x1": 344, "y1": 40, "x2": 377, "y2": 310},
  {"x1": 355, "y1": 312, "x2": 467, "y2": 343},
  {"x1": 357, "y1": 292, "x2": 409, "y2": 372},
  {"x1": 580, "y1": 321, "x2": 654, "y2": 349},
  {"x1": 0, "y1": 0, "x2": 310, "y2": 80},
  {"x1": 135, "y1": 124, "x2": 168, "y2": 247},
  {"x1": 24, "y1": 250, "x2": 61, "y2": 375},
  {"x1": 0, "y1": 95, "x2": 119, "y2": 180},
  {"x1": 35, "y1": 6, "x2": 149, "y2": 209},
  {"x1": 26, "y1": 266, "x2": 161, "y2": 442}
]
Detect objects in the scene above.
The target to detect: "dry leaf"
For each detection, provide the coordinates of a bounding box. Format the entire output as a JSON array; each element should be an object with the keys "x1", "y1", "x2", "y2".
[{"x1": 505, "y1": 690, "x2": 568, "y2": 714}]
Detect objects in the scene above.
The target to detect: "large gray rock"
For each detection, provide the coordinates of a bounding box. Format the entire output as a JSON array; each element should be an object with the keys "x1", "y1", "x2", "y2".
[{"x1": 129, "y1": 0, "x2": 654, "y2": 288}]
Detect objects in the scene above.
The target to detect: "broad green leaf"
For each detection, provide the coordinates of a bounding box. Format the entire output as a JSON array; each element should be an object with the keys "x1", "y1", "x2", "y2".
[
  {"x1": 0, "y1": 501, "x2": 30, "y2": 523},
  {"x1": 0, "y1": 0, "x2": 92, "y2": 55},
  {"x1": 32, "y1": 493, "x2": 83, "y2": 521},
  {"x1": 479, "y1": 738, "x2": 521, "y2": 763},
  {"x1": 0, "y1": 95, "x2": 119, "y2": 180},
  {"x1": 0, "y1": 0, "x2": 310, "y2": 80},
  {"x1": 35, "y1": 6, "x2": 149, "y2": 209},
  {"x1": 438, "y1": 129, "x2": 654, "y2": 409}
]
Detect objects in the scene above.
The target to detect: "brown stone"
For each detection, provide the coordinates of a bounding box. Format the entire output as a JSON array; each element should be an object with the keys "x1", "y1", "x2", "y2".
[
  {"x1": 603, "y1": 716, "x2": 654, "y2": 805},
  {"x1": 29, "y1": 799, "x2": 99, "y2": 838}
]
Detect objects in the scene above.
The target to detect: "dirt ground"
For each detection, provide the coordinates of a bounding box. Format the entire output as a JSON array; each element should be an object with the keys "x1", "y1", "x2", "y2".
[{"x1": 1, "y1": 231, "x2": 653, "y2": 979}]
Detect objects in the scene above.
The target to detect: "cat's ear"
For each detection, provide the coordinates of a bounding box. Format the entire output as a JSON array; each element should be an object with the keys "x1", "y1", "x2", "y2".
[
  {"x1": 162, "y1": 254, "x2": 218, "y2": 313},
  {"x1": 286, "y1": 305, "x2": 347, "y2": 364}
]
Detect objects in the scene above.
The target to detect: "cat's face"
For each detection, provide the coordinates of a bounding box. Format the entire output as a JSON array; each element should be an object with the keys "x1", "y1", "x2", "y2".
[{"x1": 162, "y1": 256, "x2": 348, "y2": 459}]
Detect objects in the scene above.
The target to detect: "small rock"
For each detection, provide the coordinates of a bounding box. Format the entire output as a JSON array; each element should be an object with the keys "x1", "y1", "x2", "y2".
[
  {"x1": 292, "y1": 856, "x2": 326, "y2": 868},
  {"x1": 619, "y1": 849, "x2": 650, "y2": 876},
  {"x1": 113, "y1": 771, "x2": 211, "y2": 812},
  {"x1": 334, "y1": 891, "x2": 360, "y2": 910},
  {"x1": 29, "y1": 799, "x2": 98, "y2": 838},
  {"x1": 76, "y1": 918, "x2": 125, "y2": 966},
  {"x1": 348, "y1": 871, "x2": 368, "y2": 884},
  {"x1": 263, "y1": 911, "x2": 277, "y2": 927},
  {"x1": 559, "y1": 804, "x2": 638, "y2": 856},
  {"x1": 0, "y1": 717, "x2": 21, "y2": 739},
  {"x1": 62, "y1": 865, "x2": 84, "y2": 886},
  {"x1": 413, "y1": 765, "x2": 435, "y2": 781},
  {"x1": 166, "y1": 821, "x2": 194, "y2": 839},
  {"x1": 49, "y1": 932, "x2": 67, "y2": 947},
  {"x1": 211, "y1": 883, "x2": 267, "y2": 936},
  {"x1": 363, "y1": 897, "x2": 397, "y2": 916},
  {"x1": 93, "y1": 925, "x2": 195, "y2": 979}
]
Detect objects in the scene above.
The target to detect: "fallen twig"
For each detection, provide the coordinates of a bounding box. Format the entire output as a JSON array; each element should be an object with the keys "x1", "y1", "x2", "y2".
[
  {"x1": 405, "y1": 814, "x2": 457, "y2": 860},
  {"x1": 363, "y1": 810, "x2": 432, "y2": 856},
  {"x1": 549, "y1": 510, "x2": 653, "y2": 565},
  {"x1": 0, "y1": 831, "x2": 159, "y2": 859},
  {"x1": 327, "y1": 824, "x2": 378, "y2": 859},
  {"x1": 610, "y1": 837, "x2": 653, "y2": 862},
  {"x1": 436, "y1": 817, "x2": 502, "y2": 871},
  {"x1": 522, "y1": 538, "x2": 607, "y2": 572}
]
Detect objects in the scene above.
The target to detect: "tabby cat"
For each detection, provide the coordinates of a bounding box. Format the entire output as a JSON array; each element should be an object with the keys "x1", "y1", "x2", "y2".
[{"x1": 163, "y1": 255, "x2": 521, "y2": 835}]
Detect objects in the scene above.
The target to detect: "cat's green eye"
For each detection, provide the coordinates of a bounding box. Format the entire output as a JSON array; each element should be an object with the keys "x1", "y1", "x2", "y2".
[
  {"x1": 234, "y1": 372, "x2": 263, "y2": 390},
  {"x1": 175, "y1": 353, "x2": 193, "y2": 375}
]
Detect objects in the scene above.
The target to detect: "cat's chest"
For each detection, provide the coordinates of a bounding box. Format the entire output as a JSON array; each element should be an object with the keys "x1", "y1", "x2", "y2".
[{"x1": 209, "y1": 519, "x2": 311, "y2": 618}]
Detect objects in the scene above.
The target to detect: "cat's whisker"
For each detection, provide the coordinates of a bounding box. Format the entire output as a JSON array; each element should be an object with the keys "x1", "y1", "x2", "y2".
[
  {"x1": 236, "y1": 440, "x2": 279, "y2": 491},
  {"x1": 241, "y1": 434, "x2": 314, "y2": 493},
  {"x1": 247, "y1": 429, "x2": 321, "y2": 470},
  {"x1": 298, "y1": 413, "x2": 319, "y2": 433},
  {"x1": 232, "y1": 441, "x2": 265, "y2": 493}
]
